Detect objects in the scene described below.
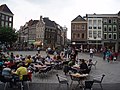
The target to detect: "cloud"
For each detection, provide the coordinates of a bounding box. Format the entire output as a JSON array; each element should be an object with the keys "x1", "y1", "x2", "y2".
[{"x1": 1, "y1": 0, "x2": 120, "y2": 39}]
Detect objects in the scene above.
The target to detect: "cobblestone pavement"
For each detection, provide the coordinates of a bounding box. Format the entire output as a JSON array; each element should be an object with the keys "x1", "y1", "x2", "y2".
[
  {"x1": 1, "y1": 51, "x2": 120, "y2": 90},
  {"x1": 8, "y1": 51, "x2": 120, "y2": 84}
]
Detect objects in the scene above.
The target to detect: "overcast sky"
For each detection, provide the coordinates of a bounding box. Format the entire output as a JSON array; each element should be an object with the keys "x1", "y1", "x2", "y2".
[{"x1": 1, "y1": 0, "x2": 120, "y2": 39}]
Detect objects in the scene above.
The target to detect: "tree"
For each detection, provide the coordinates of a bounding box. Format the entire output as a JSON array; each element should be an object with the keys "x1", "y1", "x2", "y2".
[{"x1": 0, "y1": 27, "x2": 18, "y2": 45}]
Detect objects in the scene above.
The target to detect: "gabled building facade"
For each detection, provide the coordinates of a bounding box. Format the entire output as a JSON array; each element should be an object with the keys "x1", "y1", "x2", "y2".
[
  {"x1": 19, "y1": 16, "x2": 67, "y2": 49},
  {"x1": 86, "y1": 13, "x2": 119, "y2": 51},
  {"x1": 19, "y1": 20, "x2": 39, "y2": 47},
  {"x1": 71, "y1": 12, "x2": 120, "y2": 52},
  {"x1": 86, "y1": 14, "x2": 103, "y2": 50},
  {"x1": 71, "y1": 15, "x2": 87, "y2": 49},
  {"x1": 0, "y1": 4, "x2": 13, "y2": 28}
]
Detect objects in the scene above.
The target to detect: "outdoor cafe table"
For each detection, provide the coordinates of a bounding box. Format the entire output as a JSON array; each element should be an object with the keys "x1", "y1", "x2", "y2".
[
  {"x1": 34, "y1": 64, "x2": 47, "y2": 69},
  {"x1": 70, "y1": 73, "x2": 89, "y2": 88}
]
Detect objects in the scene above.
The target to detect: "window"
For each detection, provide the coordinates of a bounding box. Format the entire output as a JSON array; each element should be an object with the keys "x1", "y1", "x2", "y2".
[
  {"x1": 113, "y1": 25, "x2": 117, "y2": 32},
  {"x1": 72, "y1": 25, "x2": 75, "y2": 29},
  {"x1": 81, "y1": 25, "x2": 85, "y2": 30},
  {"x1": 119, "y1": 33, "x2": 120, "y2": 39},
  {"x1": 109, "y1": 19, "x2": 112, "y2": 23},
  {"x1": 98, "y1": 31, "x2": 101, "y2": 38},
  {"x1": 9, "y1": 17, "x2": 12, "y2": 21},
  {"x1": 113, "y1": 19, "x2": 117, "y2": 23},
  {"x1": 104, "y1": 25, "x2": 107, "y2": 32},
  {"x1": 89, "y1": 20, "x2": 92, "y2": 25},
  {"x1": 93, "y1": 31, "x2": 97, "y2": 38},
  {"x1": 5, "y1": 22, "x2": 8, "y2": 27},
  {"x1": 93, "y1": 27, "x2": 97, "y2": 29},
  {"x1": 113, "y1": 33, "x2": 117, "y2": 39},
  {"x1": 98, "y1": 26, "x2": 101, "y2": 29},
  {"x1": 103, "y1": 19, "x2": 107, "y2": 23},
  {"x1": 2, "y1": 15, "x2": 4, "y2": 20},
  {"x1": 108, "y1": 25, "x2": 112, "y2": 32},
  {"x1": 1, "y1": 21, "x2": 4, "y2": 27},
  {"x1": 104, "y1": 33, "x2": 107, "y2": 39},
  {"x1": 73, "y1": 33, "x2": 76, "y2": 38},
  {"x1": 89, "y1": 26, "x2": 92, "y2": 29},
  {"x1": 82, "y1": 33, "x2": 84, "y2": 38},
  {"x1": 108, "y1": 33, "x2": 112, "y2": 39},
  {"x1": 98, "y1": 20, "x2": 101, "y2": 29},
  {"x1": 89, "y1": 31, "x2": 92, "y2": 38},
  {"x1": 6, "y1": 16, "x2": 8, "y2": 21},
  {"x1": 93, "y1": 20, "x2": 97, "y2": 29},
  {"x1": 98, "y1": 20, "x2": 101, "y2": 25}
]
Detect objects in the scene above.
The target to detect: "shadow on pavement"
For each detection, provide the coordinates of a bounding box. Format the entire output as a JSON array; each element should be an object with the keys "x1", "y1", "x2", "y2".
[{"x1": 0, "y1": 83, "x2": 120, "y2": 90}]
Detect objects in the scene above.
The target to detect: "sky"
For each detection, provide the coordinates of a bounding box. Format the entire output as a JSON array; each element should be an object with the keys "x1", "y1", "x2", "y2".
[{"x1": 1, "y1": 0, "x2": 120, "y2": 39}]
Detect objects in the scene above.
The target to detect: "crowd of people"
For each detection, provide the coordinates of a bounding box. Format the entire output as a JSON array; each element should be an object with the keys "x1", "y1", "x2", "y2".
[{"x1": 102, "y1": 48, "x2": 118, "y2": 62}]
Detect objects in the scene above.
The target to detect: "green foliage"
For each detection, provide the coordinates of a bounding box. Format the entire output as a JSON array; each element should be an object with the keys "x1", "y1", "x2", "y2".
[{"x1": 0, "y1": 27, "x2": 18, "y2": 44}]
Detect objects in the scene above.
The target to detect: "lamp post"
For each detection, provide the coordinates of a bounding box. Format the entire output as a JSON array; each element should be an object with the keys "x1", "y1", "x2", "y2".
[{"x1": 72, "y1": 42, "x2": 76, "y2": 48}]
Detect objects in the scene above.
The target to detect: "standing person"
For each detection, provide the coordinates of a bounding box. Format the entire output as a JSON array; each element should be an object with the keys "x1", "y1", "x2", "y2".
[
  {"x1": 103, "y1": 48, "x2": 107, "y2": 60},
  {"x1": 90, "y1": 48, "x2": 94, "y2": 58},
  {"x1": 37, "y1": 46, "x2": 40, "y2": 54}
]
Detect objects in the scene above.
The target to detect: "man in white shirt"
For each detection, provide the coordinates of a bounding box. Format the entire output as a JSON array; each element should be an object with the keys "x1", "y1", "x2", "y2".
[{"x1": 90, "y1": 48, "x2": 94, "y2": 58}]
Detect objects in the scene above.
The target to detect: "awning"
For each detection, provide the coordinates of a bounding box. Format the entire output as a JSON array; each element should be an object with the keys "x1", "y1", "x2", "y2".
[{"x1": 34, "y1": 41, "x2": 42, "y2": 45}]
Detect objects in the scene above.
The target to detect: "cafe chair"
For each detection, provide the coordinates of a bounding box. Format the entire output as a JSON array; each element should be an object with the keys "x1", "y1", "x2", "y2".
[
  {"x1": 20, "y1": 74, "x2": 31, "y2": 90},
  {"x1": 0, "y1": 75, "x2": 12, "y2": 90},
  {"x1": 70, "y1": 73, "x2": 81, "y2": 87},
  {"x1": 93, "y1": 74, "x2": 105, "y2": 90},
  {"x1": 83, "y1": 80, "x2": 94, "y2": 90},
  {"x1": 56, "y1": 74, "x2": 69, "y2": 86},
  {"x1": 93, "y1": 61, "x2": 97, "y2": 69}
]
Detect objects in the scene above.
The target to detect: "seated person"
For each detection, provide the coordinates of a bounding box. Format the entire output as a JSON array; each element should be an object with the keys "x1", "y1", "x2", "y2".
[
  {"x1": 15, "y1": 54, "x2": 21, "y2": 62},
  {"x1": 79, "y1": 59, "x2": 88, "y2": 74},
  {"x1": 0, "y1": 59, "x2": 3, "y2": 67},
  {"x1": 25, "y1": 55, "x2": 33, "y2": 67},
  {"x1": 2, "y1": 65, "x2": 13, "y2": 87},
  {"x1": 88, "y1": 59, "x2": 93, "y2": 67},
  {"x1": 2, "y1": 65, "x2": 12, "y2": 77},
  {"x1": 12, "y1": 63, "x2": 28, "y2": 80},
  {"x1": 7, "y1": 60, "x2": 16, "y2": 69}
]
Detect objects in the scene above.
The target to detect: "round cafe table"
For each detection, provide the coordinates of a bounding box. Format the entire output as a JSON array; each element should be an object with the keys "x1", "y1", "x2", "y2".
[{"x1": 70, "y1": 73, "x2": 89, "y2": 88}]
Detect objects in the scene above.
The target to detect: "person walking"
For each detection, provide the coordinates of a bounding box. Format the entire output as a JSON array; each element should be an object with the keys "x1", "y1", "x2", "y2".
[
  {"x1": 89, "y1": 48, "x2": 94, "y2": 58},
  {"x1": 37, "y1": 46, "x2": 41, "y2": 54}
]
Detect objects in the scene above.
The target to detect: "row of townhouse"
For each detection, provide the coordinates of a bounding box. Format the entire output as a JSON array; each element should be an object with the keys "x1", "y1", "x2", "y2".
[
  {"x1": 71, "y1": 11, "x2": 120, "y2": 52},
  {"x1": 18, "y1": 16, "x2": 67, "y2": 49}
]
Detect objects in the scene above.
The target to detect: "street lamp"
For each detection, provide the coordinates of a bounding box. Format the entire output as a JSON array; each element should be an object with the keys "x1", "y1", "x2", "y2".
[{"x1": 72, "y1": 42, "x2": 76, "y2": 48}]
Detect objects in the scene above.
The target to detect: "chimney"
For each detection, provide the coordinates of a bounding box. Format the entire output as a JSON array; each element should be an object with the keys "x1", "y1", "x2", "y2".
[{"x1": 40, "y1": 15, "x2": 42, "y2": 20}]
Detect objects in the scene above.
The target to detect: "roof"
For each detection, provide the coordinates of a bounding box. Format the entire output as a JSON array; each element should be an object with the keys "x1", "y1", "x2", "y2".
[
  {"x1": 71, "y1": 15, "x2": 86, "y2": 22},
  {"x1": 43, "y1": 18, "x2": 56, "y2": 28},
  {"x1": 27, "y1": 20, "x2": 39, "y2": 26},
  {"x1": 0, "y1": 4, "x2": 13, "y2": 15}
]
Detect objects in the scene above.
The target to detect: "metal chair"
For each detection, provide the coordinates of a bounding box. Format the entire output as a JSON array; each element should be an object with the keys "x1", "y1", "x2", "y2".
[
  {"x1": 93, "y1": 61, "x2": 97, "y2": 69},
  {"x1": 0, "y1": 75, "x2": 12, "y2": 90},
  {"x1": 83, "y1": 80, "x2": 94, "y2": 90},
  {"x1": 93, "y1": 74, "x2": 105, "y2": 90},
  {"x1": 19, "y1": 74, "x2": 30, "y2": 90},
  {"x1": 56, "y1": 74, "x2": 69, "y2": 86}
]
